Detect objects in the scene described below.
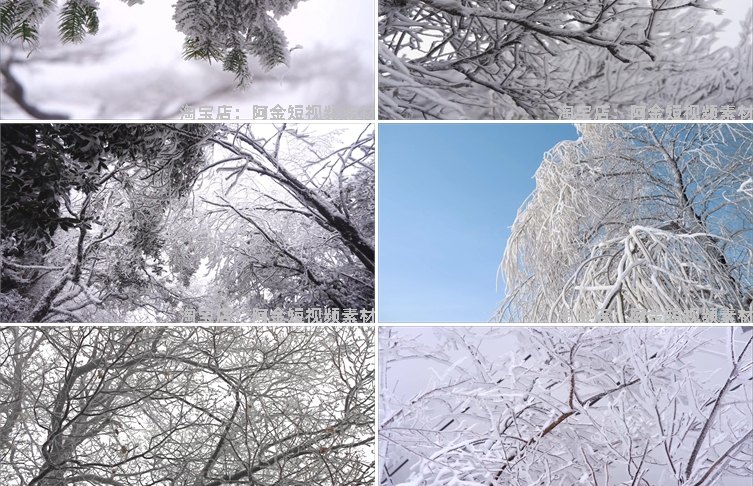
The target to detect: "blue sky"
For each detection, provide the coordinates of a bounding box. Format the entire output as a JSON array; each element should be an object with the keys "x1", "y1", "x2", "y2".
[{"x1": 378, "y1": 123, "x2": 579, "y2": 323}]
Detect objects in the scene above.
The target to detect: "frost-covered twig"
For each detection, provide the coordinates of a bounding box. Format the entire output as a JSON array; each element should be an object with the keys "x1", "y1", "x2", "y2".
[{"x1": 684, "y1": 335, "x2": 753, "y2": 481}]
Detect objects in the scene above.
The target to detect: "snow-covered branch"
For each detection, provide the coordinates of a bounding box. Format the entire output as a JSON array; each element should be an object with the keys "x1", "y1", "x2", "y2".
[{"x1": 380, "y1": 327, "x2": 752, "y2": 486}]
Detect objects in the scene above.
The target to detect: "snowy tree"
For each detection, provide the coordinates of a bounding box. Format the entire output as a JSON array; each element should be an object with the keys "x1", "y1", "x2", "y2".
[
  {"x1": 1, "y1": 123, "x2": 215, "y2": 322},
  {"x1": 378, "y1": 0, "x2": 753, "y2": 119},
  {"x1": 191, "y1": 123, "x2": 375, "y2": 314},
  {"x1": 380, "y1": 326, "x2": 753, "y2": 486},
  {"x1": 0, "y1": 0, "x2": 310, "y2": 88},
  {"x1": 0, "y1": 326, "x2": 374, "y2": 486},
  {"x1": 495, "y1": 123, "x2": 753, "y2": 323},
  {"x1": 0, "y1": 123, "x2": 374, "y2": 322}
]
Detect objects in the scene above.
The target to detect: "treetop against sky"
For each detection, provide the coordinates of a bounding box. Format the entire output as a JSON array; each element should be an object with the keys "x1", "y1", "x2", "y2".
[{"x1": 379, "y1": 123, "x2": 752, "y2": 323}]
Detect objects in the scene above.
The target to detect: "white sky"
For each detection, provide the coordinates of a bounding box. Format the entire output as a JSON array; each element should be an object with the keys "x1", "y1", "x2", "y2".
[{"x1": 707, "y1": 0, "x2": 752, "y2": 48}]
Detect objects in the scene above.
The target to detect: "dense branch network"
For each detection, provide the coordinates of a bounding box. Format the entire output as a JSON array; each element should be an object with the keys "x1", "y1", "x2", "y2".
[
  {"x1": 379, "y1": 327, "x2": 753, "y2": 486},
  {"x1": 0, "y1": 326, "x2": 375, "y2": 486},
  {"x1": 379, "y1": 0, "x2": 753, "y2": 119},
  {"x1": 495, "y1": 123, "x2": 753, "y2": 322}
]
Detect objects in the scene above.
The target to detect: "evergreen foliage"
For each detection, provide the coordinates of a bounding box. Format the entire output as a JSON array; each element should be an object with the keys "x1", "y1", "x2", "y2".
[
  {"x1": 0, "y1": 0, "x2": 308, "y2": 88},
  {"x1": 0, "y1": 124, "x2": 212, "y2": 254},
  {"x1": 248, "y1": 17, "x2": 291, "y2": 73},
  {"x1": 58, "y1": 0, "x2": 98, "y2": 43},
  {"x1": 0, "y1": 0, "x2": 56, "y2": 48}
]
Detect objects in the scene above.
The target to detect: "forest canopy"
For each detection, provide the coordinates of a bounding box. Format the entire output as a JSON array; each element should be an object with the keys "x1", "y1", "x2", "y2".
[
  {"x1": 0, "y1": 123, "x2": 375, "y2": 322},
  {"x1": 0, "y1": 326, "x2": 374, "y2": 486}
]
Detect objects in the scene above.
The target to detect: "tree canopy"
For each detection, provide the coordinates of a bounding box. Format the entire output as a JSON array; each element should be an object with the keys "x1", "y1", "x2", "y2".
[
  {"x1": 0, "y1": 326, "x2": 374, "y2": 486},
  {"x1": 1, "y1": 123, "x2": 374, "y2": 322},
  {"x1": 495, "y1": 123, "x2": 753, "y2": 322}
]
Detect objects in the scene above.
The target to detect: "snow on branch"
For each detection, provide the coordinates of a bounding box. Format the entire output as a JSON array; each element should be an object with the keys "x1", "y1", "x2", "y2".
[
  {"x1": 379, "y1": 0, "x2": 753, "y2": 119},
  {"x1": 380, "y1": 327, "x2": 753, "y2": 486},
  {"x1": 495, "y1": 123, "x2": 753, "y2": 322},
  {"x1": 1, "y1": 0, "x2": 309, "y2": 89}
]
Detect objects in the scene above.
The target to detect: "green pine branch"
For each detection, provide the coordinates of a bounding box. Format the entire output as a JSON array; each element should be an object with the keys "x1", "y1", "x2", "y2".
[
  {"x1": 222, "y1": 47, "x2": 252, "y2": 89},
  {"x1": 10, "y1": 20, "x2": 39, "y2": 48},
  {"x1": 1, "y1": 0, "x2": 55, "y2": 47},
  {"x1": 0, "y1": 0, "x2": 20, "y2": 42},
  {"x1": 58, "y1": 0, "x2": 100, "y2": 44},
  {"x1": 183, "y1": 37, "x2": 224, "y2": 63},
  {"x1": 250, "y1": 20, "x2": 290, "y2": 72},
  {"x1": 1, "y1": 0, "x2": 309, "y2": 89}
]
